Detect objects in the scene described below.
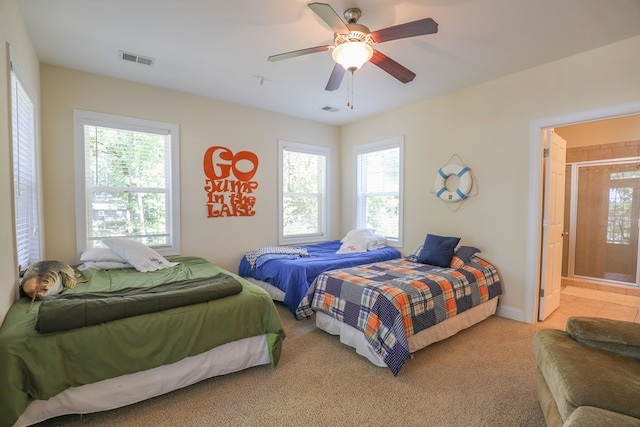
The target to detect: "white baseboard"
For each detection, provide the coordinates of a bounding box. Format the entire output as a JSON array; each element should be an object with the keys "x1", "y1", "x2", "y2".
[{"x1": 495, "y1": 304, "x2": 529, "y2": 323}]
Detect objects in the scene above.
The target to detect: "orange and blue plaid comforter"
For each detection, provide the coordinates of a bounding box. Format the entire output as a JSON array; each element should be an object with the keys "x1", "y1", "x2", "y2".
[{"x1": 300, "y1": 255, "x2": 502, "y2": 375}]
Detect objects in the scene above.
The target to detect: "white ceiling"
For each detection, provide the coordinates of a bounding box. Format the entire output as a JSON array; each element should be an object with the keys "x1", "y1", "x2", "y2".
[{"x1": 17, "y1": 0, "x2": 640, "y2": 126}]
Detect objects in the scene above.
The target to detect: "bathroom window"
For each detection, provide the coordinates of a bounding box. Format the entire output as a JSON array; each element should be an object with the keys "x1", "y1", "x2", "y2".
[{"x1": 607, "y1": 170, "x2": 640, "y2": 245}]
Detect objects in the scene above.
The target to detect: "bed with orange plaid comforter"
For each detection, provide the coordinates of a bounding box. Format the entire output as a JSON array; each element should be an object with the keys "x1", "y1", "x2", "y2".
[{"x1": 298, "y1": 255, "x2": 502, "y2": 375}]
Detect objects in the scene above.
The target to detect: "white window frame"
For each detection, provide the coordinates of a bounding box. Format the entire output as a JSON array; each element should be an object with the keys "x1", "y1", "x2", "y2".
[
  {"x1": 10, "y1": 52, "x2": 41, "y2": 269},
  {"x1": 73, "y1": 110, "x2": 181, "y2": 256},
  {"x1": 354, "y1": 136, "x2": 404, "y2": 247},
  {"x1": 278, "y1": 140, "x2": 330, "y2": 245}
]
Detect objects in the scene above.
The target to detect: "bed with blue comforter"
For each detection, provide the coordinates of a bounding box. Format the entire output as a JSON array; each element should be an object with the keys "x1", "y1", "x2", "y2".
[{"x1": 238, "y1": 240, "x2": 401, "y2": 319}]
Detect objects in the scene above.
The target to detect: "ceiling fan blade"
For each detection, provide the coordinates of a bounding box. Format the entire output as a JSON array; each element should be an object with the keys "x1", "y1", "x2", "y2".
[
  {"x1": 308, "y1": 2, "x2": 350, "y2": 34},
  {"x1": 325, "y1": 64, "x2": 346, "y2": 91},
  {"x1": 370, "y1": 50, "x2": 416, "y2": 84},
  {"x1": 268, "y1": 45, "x2": 332, "y2": 62},
  {"x1": 371, "y1": 18, "x2": 438, "y2": 43}
]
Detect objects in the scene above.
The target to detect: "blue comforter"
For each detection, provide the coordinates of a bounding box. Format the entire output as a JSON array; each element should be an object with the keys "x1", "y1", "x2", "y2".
[{"x1": 238, "y1": 240, "x2": 401, "y2": 319}]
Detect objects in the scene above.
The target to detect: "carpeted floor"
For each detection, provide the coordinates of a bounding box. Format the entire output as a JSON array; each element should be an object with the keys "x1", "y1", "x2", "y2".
[{"x1": 36, "y1": 303, "x2": 547, "y2": 426}]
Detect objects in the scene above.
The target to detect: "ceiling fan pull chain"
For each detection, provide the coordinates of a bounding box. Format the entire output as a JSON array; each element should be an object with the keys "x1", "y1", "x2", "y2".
[
  {"x1": 346, "y1": 70, "x2": 351, "y2": 109},
  {"x1": 351, "y1": 71, "x2": 355, "y2": 109},
  {"x1": 347, "y1": 70, "x2": 354, "y2": 109}
]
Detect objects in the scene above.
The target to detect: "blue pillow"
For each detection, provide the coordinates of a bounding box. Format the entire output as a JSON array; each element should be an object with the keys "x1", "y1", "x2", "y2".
[
  {"x1": 417, "y1": 234, "x2": 461, "y2": 267},
  {"x1": 455, "y1": 246, "x2": 481, "y2": 263}
]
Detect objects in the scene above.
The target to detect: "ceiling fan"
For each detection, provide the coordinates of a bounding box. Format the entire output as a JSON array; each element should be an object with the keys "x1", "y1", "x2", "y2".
[{"x1": 268, "y1": 2, "x2": 438, "y2": 91}]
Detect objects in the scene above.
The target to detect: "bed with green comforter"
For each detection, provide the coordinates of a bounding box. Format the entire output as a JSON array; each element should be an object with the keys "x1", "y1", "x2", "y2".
[{"x1": 0, "y1": 257, "x2": 285, "y2": 427}]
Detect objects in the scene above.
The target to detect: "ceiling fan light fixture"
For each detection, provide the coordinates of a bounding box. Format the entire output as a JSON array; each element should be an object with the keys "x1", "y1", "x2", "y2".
[{"x1": 332, "y1": 42, "x2": 373, "y2": 71}]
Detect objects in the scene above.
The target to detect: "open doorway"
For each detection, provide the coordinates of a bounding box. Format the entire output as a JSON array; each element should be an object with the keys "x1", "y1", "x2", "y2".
[
  {"x1": 543, "y1": 119, "x2": 640, "y2": 328},
  {"x1": 526, "y1": 102, "x2": 640, "y2": 326}
]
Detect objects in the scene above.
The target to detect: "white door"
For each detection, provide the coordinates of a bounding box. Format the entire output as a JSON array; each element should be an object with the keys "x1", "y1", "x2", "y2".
[{"x1": 539, "y1": 129, "x2": 567, "y2": 321}]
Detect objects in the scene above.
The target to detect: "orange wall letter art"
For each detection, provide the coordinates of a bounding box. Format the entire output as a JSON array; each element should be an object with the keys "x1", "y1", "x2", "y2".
[{"x1": 203, "y1": 146, "x2": 259, "y2": 217}]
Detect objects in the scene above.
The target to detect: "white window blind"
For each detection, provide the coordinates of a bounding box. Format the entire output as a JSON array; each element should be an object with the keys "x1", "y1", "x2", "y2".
[
  {"x1": 11, "y1": 62, "x2": 40, "y2": 268},
  {"x1": 279, "y1": 140, "x2": 329, "y2": 245},
  {"x1": 355, "y1": 137, "x2": 403, "y2": 246},
  {"x1": 74, "y1": 110, "x2": 180, "y2": 255}
]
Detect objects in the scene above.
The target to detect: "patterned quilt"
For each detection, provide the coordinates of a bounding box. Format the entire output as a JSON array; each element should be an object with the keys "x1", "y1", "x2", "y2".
[{"x1": 299, "y1": 255, "x2": 502, "y2": 375}]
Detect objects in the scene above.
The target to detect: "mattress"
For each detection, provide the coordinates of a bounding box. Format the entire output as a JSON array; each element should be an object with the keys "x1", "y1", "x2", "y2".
[
  {"x1": 14, "y1": 334, "x2": 270, "y2": 426},
  {"x1": 0, "y1": 257, "x2": 285, "y2": 426},
  {"x1": 238, "y1": 240, "x2": 401, "y2": 318},
  {"x1": 316, "y1": 297, "x2": 498, "y2": 367}
]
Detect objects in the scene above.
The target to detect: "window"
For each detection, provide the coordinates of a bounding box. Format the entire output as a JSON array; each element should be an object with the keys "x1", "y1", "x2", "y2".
[
  {"x1": 11, "y1": 58, "x2": 40, "y2": 268},
  {"x1": 74, "y1": 110, "x2": 180, "y2": 255},
  {"x1": 278, "y1": 140, "x2": 329, "y2": 245},
  {"x1": 607, "y1": 169, "x2": 640, "y2": 245},
  {"x1": 355, "y1": 137, "x2": 403, "y2": 246}
]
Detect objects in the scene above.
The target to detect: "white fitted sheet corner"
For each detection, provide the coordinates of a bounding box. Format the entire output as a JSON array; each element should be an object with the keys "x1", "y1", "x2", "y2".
[
  {"x1": 315, "y1": 297, "x2": 498, "y2": 368},
  {"x1": 14, "y1": 334, "x2": 270, "y2": 427}
]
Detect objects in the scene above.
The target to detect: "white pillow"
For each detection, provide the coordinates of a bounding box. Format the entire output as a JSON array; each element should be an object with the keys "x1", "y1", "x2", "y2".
[
  {"x1": 77, "y1": 261, "x2": 134, "y2": 271},
  {"x1": 102, "y1": 238, "x2": 179, "y2": 272},
  {"x1": 337, "y1": 229, "x2": 372, "y2": 254},
  {"x1": 80, "y1": 247, "x2": 126, "y2": 263},
  {"x1": 366, "y1": 233, "x2": 388, "y2": 250}
]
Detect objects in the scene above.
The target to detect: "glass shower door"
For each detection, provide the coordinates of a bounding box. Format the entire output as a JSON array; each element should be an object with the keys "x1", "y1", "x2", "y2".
[{"x1": 573, "y1": 162, "x2": 640, "y2": 285}]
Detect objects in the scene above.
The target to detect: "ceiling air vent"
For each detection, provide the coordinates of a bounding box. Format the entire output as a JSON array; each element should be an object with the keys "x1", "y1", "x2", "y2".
[
  {"x1": 321, "y1": 106, "x2": 340, "y2": 113},
  {"x1": 119, "y1": 50, "x2": 155, "y2": 66}
]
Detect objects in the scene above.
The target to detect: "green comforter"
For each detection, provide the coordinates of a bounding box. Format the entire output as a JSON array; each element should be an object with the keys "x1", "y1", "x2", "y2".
[
  {"x1": 36, "y1": 273, "x2": 243, "y2": 333},
  {"x1": 0, "y1": 257, "x2": 285, "y2": 427}
]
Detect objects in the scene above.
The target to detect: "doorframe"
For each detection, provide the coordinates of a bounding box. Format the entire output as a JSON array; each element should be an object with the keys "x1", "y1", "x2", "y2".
[{"x1": 525, "y1": 101, "x2": 640, "y2": 324}]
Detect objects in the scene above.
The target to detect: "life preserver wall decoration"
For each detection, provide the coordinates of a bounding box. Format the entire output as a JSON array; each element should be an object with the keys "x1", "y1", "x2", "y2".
[
  {"x1": 434, "y1": 164, "x2": 472, "y2": 201},
  {"x1": 432, "y1": 154, "x2": 477, "y2": 208}
]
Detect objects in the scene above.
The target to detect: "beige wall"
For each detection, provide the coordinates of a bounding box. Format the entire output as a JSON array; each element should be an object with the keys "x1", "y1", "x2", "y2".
[
  {"x1": 340, "y1": 35, "x2": 640, "y2": 321},
  {"x1": 565, "y1": 140, "x2": 640, "y2": 163},
  {"x1": 2, "y1": 0, "x2": 640, "y2": 325},
  {"x1": 40, "y1": 65, "x2": 341, "y2": 273},
  {"x1": 557, "y1": 114, "x2": 640, "y2": 148},
  {"x1": 0, "y1": 0, "x2": 40, "y2": 324}
]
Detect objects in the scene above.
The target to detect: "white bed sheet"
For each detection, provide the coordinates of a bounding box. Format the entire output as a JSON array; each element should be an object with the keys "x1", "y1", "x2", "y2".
[
  {"x1": 14, "y1": 334, "x2": 270, "y2": 427},
  {"x1": 244, "y1": 277, "x2": 285, "y2": 302},
  {"x1": 315, "y1": 297, "x2": 499, "y2": 368}
]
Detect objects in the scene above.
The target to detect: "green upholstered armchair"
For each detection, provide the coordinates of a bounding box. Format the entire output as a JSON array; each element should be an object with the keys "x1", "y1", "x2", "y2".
[{"x1": 534, "y1": 317, "x2": 640, "y2": 427}]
